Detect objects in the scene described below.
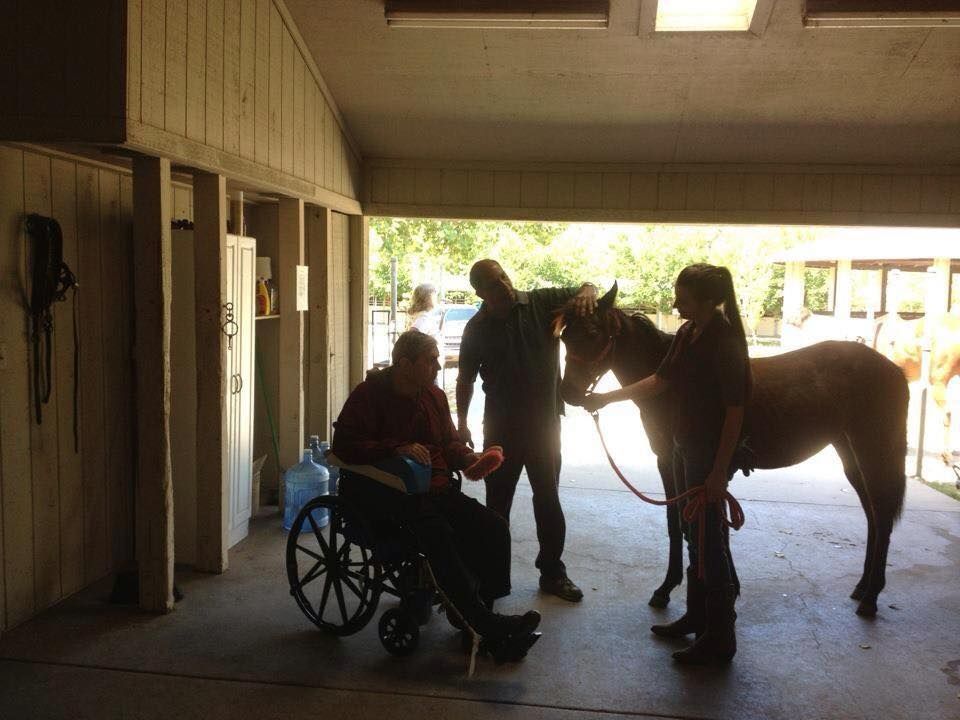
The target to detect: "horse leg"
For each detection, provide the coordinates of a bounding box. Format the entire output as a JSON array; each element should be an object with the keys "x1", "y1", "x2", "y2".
[
  {"x1": 649, "y1": 454, "x2": 683, "y2": 608},
  {"x1": 834, "y1": 439, "x2": 875, "y2": 603},
  {"x1": 931, "y1": 382, "x2": 953, "y2": 465}
]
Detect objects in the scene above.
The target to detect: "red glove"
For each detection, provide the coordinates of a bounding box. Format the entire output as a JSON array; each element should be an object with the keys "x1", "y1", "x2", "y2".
[{"x1": 463, "y1": 445, "x2": 504, "y2": 480}]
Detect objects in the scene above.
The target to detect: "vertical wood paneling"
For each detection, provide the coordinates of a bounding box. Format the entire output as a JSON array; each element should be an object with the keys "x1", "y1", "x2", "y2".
[
  {"x1": 920, "y1": 176, "x2": 951, "y2": 213},
  {"x1": 164, "y1": 0, "x2": 187, "y2": 137},
  {"x1": 205, "y1": 0, "x2": 225, "y2": 150},
  {"x1": 657, "y1": 173, "x2": 686, "y2": 210},
  {"x1": 304, "y1": 80, "x2": 316, "y2": 182},
  {"x1": 127, "y1": 0, "x2": 142, "y2": 123},
  {"x1": 601, "y1": 173, "x2": 629, "y2": 210},
  {"x1": 370, "y1": 168, "x2": 389, "y2": 204},
  {"x1": 0, "y1": 146, "x2": 34, "y2": 627},
  {"x1": 76, "y1": 166, "x2": 108, "y2": 584},
  {"x1": 890, "y1": 176, "x2": 922, "y2": 214},
  {"x1": 0, "y1": 149, "x2": 137, "y2": 631},
  {"x1": 239, "y1": 0, "x2": 257, "y2": 160},
  {"x1": 714, "y1": 174, "x2": 744, "y2": 210},
  {"x1": 742, "y1": 174, "x2": 774, "y2": 210},
  {"x1": 336, "y1": 131, "x2": 345, "y2": 195},
  {"x1": 388, "y1": 169, "x2": 415, "y2": 204},
  {"x1": 802, "y1": 175, "x2": 832, "y2": 211},
  {"x1": 415, "y1": 169, "x2": 442, "y2": 205},
  {"x1": 629, "y1": 173, "x2": 658, "y2": 209},
  {"x1": 861, "y1": 175, "x2": 892, "y2": 213},
  {"x1": 268, "y1": 4, "x2": 282, "y2": 170},
  {"x1": 99, "y1": 170, "x2": 127, "y2": 571},
  {"x1": 773, "y1": 174, "x2": 804, "y2": 211},
  {"x1": 50, "y1": 159, "x2": 85, "y2": 598},
  {"x1": 186, "y1": 0, "x2": 207, "y2": 142},
  {"x1": 548, "y1": 173, "x2": 575, "y2": 208},
  {"x1": 293, "y1": 52, "x2": 305, "y2": 179},
  {"x1": 254, "y1": 0, "x2": 270, "y2": 166},
  {"x1": 441, "y1": 170, "x2": 469, "y2": 205},
  {"x1": 685, "y1": 173, "x2": 716, "y2": 211},
  {"x1": 141, "y1": 0, "x2": 166, "y2": 128},
  {"x1": 324, "y1": 103, "x2": 335, "y2": 189},
  {"x1": 23, "y1": 153, "x2": 61, "y2": 612},
  {"x1": 117, "y1": 175, "x2": 135, "y2": 568},
  {"x1": 314, "y1": 91, "x2": 324, "y2": 186},
  {"x1": 521, "y1": 172, "x2": 549, "y2": 207},
  {"x1": 494, "y1": 171, "x2": 521, "y2": 207},
  {"x1": 574, "y1": 173, "x2": 602, "y2": 209},
  {"x1": 223, "y1": 0, "x2": 241, "y2": 156},
  {"x1": 281, "y1": 30, "x2": 294, "y2": 175},
  {"x1": 832, "y1": 174, "x2": 862, "y2": 211}
]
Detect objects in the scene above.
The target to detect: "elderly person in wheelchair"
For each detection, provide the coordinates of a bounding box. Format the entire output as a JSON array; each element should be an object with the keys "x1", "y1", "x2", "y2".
[{"x1": 330, "y1": 329, "x2": 541, "y2": 662}]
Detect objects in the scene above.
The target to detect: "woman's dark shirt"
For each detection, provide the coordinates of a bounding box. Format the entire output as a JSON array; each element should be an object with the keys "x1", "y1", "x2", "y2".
[{"x1": 655, "y1": 312, "x2": 748, "y2": 447}]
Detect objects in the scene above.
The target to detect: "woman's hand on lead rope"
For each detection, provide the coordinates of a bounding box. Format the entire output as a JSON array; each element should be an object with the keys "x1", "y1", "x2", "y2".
[
  {"x1": 704, "y1": 467, "x2": 729, "y2": 503},
  {"x1": 582, "y1": 392, "x2": 609, "y2": 414}
]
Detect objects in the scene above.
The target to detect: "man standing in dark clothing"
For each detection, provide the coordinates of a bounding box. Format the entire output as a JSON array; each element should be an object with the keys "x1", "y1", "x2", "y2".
[
  {"x1": 456, "y1": 260, "x2": 597, "y2": 602},
  {"x1": 332, "y1": 329, "x2": 541, "y2": 661}
]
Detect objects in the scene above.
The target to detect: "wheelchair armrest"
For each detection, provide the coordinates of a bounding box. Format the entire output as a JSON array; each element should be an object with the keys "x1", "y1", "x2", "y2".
[{"x1": 326, "y1": 453, "x2": 432, "y2": 494}]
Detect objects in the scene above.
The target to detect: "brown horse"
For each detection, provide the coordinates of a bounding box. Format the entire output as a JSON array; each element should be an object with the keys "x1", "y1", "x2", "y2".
[
  {"x1": 555, "y1": 284, "x2": 909, "y2": 617},
  {"x1": 873, "y1": 312, "x2": 960, "y2": 463}
]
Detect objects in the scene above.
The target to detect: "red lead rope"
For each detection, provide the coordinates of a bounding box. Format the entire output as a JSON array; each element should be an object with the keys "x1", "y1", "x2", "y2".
[{"x1": 588, "y1": 410, "x2": 745, "y2": 581}]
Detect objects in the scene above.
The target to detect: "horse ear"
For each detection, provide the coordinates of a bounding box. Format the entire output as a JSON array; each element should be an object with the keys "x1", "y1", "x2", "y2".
[{"x1": 598, "y1": 281, "x2": 618, "y2": 310}]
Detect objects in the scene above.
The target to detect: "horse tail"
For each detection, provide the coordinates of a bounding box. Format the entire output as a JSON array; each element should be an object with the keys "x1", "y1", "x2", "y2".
[{"x1": 874, "y1": 351, "x2": 910, "y2": 521}]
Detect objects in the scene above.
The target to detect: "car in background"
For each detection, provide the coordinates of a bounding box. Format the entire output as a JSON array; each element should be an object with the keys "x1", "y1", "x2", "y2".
[{"x1": 437, "y1": 304, "x2": 478, "y2": 365}]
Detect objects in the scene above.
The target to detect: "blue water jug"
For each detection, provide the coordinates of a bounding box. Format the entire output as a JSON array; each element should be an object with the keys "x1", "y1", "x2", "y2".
[{"x1": 282, "y1": 449, "x2": 329, "y2": 532}]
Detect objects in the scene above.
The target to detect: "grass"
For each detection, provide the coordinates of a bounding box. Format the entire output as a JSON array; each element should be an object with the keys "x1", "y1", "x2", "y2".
[{"x1": 919, "y1": 479, "x2": 960, "y2": 502}]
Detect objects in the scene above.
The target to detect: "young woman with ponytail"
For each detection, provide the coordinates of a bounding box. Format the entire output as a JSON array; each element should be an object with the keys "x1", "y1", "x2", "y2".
[{"x1": 583, "y1": 263, "x2": 751, "y2": 665}]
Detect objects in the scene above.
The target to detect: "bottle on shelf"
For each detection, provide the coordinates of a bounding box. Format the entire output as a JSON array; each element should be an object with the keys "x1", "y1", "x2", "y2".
[{"x1": 256, "y1": 256, "x2": 278, "y2": 315}]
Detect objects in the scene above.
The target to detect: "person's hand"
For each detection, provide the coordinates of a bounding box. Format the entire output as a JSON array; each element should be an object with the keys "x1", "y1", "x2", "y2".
[
  {"x1": 458, "y1": 424, "x2": 474, "y2": 448},
  {"x1": 397, "y1": 443, "x2": 431, "y2": 465},
  {"x1": 573, "y1": 286, "x2": 598, "y2": 317},
  {"x1": 582, "y1": 392, "x2": 609, "y2": 414},
  {"x1": 704, "y1": 467, "x2": 729, "y2": 503}
]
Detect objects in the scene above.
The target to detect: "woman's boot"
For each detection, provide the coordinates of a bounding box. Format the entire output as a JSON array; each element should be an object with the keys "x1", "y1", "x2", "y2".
[
  {"x1": 651, "y1": 567, "x2": 705, "y2": 639},
  {"x1": 672, "y1": 585, "x2": 737, "y2": 665}
]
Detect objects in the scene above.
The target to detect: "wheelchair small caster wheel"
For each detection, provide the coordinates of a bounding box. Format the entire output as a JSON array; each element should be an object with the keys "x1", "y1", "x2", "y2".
[{"x1": 379, "y1": 608, "x2": 419, "y2": 656}]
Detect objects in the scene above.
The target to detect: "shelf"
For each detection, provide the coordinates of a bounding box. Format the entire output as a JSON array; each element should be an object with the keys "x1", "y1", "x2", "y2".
[{"x1": 255, "y1": 314, "x2": 280, "y2": 321}]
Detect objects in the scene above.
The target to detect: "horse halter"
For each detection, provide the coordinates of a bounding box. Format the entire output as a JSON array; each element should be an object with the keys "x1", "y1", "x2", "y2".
[{"x1": 564, "y1": 312, "x2": 622, "y2": 389}]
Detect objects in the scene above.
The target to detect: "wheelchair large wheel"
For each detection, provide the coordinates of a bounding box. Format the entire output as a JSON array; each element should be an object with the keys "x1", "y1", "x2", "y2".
[{"x1": 286, "y1": 495, "x2": 382, "y2": 636}]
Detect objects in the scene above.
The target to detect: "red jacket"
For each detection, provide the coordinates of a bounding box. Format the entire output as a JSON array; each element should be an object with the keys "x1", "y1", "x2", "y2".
[{"x1": 331, "y1": 367, "x2": 475, "y2": 489}]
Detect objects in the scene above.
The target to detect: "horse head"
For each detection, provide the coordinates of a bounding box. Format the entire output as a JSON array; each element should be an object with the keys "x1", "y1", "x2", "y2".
[{"x1": 554, "y1": 282, "x2": 621, "y2": 407}]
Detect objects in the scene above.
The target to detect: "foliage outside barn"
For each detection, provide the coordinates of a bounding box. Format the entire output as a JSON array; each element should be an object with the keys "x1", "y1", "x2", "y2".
[{"x1": 369, "y1": 219, "x2": 825, "y2": 338}]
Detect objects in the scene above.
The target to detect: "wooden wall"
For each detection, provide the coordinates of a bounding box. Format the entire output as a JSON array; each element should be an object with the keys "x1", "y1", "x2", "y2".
[
  {"x1": 364, "y1": 160, "x2": 960, "y2": 227},
  {"x1": 0, "y1": 1, "x2": 126, "y2": 142},
  {"x1": 0, "y1": 145, "x2": 136, "y2": 632},
  {"x1": 125, "y1": 0, "x2": 362, "y2": 211}
]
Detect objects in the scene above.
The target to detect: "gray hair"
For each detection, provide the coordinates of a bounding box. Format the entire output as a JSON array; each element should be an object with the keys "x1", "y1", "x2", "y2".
[{"x1": 392, "y1": 329, "x2": 438, "y2": 365}]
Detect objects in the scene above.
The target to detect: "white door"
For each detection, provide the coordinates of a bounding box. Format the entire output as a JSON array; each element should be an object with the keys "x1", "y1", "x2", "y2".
[{"x1": 228, "y1": 234, "x2": 256, "y2": 548}]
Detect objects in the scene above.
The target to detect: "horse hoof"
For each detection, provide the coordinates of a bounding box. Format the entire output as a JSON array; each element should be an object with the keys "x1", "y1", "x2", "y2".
[
  {"x1": 648, "y1": 592, "x2": 670, "y2": 609},
  {"x1": 855, "y1": 600, "x2": 878, "y2": 617}
]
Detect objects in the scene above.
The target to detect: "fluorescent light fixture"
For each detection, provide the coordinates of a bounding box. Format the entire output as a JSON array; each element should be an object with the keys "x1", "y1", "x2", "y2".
[
  {"x1": 655, "y1": 0, "x2": 759, "y2": 31},
  {"x1": 384, "y1": 1, "x2": 609, "y2": 29},
  {"x1": 803, "y1": 0, "x2": 960, "y2": 28}
]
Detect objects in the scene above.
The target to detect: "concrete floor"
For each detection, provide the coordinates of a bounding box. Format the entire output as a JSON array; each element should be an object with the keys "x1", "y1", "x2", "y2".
[{"x1": 2, "y1": 402, "x2": 959, "y2": 720}]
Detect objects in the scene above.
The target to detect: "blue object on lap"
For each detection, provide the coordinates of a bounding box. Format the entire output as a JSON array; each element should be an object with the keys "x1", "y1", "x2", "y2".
[{"x1": 327, "y1": 453, "x2": 432, "y2": 494}]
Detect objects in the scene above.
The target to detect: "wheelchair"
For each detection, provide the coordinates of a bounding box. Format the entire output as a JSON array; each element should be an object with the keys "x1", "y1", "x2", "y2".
[{"x1": 285, "y1": 467, "x2": 468, "y2": 657}]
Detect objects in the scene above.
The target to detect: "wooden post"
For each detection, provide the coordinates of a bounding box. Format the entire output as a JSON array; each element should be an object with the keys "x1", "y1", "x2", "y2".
[
  {"x1": 231, "y1": 190, "x2": 245, "y2": 236},
  {"x1": 348, "y1": 215, "x2": 369, "y2": 389},
  {"x1": 132, "y1": 156, "x2": 175, "y2": 613},
  {"x1": 307, "y1": 205, "x2": 333, "y2": 441},
  {"x1": 781, "y1": 260, "x2": 805, "y2": 348},
  {"x1": 834, "y1": 259, "x2": 852, "y2": 338},
  {"x1": 193, "y1": 172, "x2": 229, "y2": 573},
  {"x1": 278, "y1": 197, "x2": 305, "y2": 477}
]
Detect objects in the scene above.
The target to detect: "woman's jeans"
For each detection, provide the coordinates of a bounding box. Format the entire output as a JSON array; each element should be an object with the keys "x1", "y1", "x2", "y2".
[{"x1": 673, "y1": 443, "x2": 739, "y2": 592}]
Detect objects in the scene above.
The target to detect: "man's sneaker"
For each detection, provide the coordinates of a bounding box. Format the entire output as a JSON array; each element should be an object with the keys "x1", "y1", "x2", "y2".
[{"x1": 539, "y1": 574, "x2": 584, "y2": 602}]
